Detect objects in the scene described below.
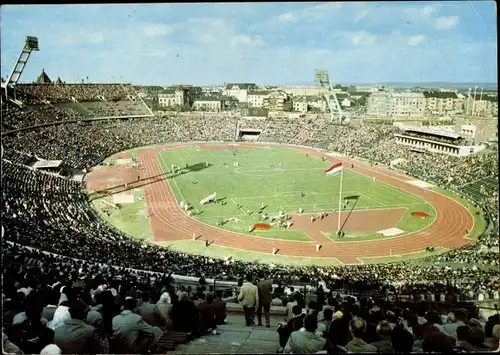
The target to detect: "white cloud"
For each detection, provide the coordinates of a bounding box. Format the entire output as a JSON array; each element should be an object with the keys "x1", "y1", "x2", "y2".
[
  {"x1": 407, "y1": 35, "x2": 426, "y2": 46},
  {"x1": 277, "y1": 12, "x2": 297, "y2": 23},
  {"x1": 435, "y1": 16, "x2": 459, "y2": 30},
  {"x1": 139, "y1": 24, "x2": 176, "y2": 38},
  {"x1": 354, "y1": 9, "x2": 369, "y2": 23},
  {"x1": 230, "y1": 34, "x2": 265, "y2": 47},
  {"x1": 301, "y1": 3, "x2": 343, "y2": 21},
  {"x1": 347, "y1": 31, "x2": 377, "y2": 46},
  {"x1": 402, "y1": 3, "x2": 441, "y2": 22}
]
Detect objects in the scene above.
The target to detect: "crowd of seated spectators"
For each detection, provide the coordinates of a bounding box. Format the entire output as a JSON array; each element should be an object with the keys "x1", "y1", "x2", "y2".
[
  {"x1": 268, "y1": 279, "x2": 500, "y2": 354},
  {"x1": 15, "y1": 84, "x2": 137, "y2": 104},
  {"x1": 1, "y1": 96, "x2": 498, "y2": 354},
  {"x1": 2, "y1": 253, "x2": 229, "y2": 354}
]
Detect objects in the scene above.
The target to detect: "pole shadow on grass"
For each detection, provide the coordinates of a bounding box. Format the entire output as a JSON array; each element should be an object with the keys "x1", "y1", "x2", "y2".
[
  {"x1": 88, "y1": 162, "x2": 213, "y2": 201},
  {"x1": 339, "y1": 195, "x2": 360, "y2": 232}
]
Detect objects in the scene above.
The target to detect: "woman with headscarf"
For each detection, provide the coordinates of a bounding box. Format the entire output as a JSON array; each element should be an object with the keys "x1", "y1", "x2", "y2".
[{"x1": 154, "y1": 292, "x2": 174, "y2": 330}]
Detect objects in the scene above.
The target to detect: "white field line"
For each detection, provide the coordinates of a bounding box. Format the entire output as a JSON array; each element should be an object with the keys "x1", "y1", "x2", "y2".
[{"x1": 196, "y1": 203, "x2": 427, "y2": 219}]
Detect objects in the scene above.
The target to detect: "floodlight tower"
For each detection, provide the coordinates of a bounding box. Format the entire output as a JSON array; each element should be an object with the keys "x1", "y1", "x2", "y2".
[
  {"x1": 314, "y1": 69, "x2": 343, "y2": 123},
  {"x1": 3, "y1": 36, "x2": 40, "y2": 97}
]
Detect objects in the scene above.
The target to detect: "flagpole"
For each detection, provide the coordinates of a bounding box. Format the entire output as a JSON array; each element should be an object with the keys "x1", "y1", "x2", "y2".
[{"x1": 337, "y1": 167, "x2": 343, "y2": 233}]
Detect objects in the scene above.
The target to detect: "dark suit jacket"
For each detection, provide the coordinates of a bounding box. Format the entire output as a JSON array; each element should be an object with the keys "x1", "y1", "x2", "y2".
[
  {"x1": 9, "y1": 319, "x2": 54, "y2": 355},
  {"x1": 257, "y1": 279, "x2": 273, "y2": 306},
  {"x1": 138, "y1": 301, "x2": 157, "y2": 326},
  {"x1": 54, "y1": 318, "x2": 109, "y2": 354},
  {"x1": 211, "y1": 298, "x2": 227, "y2": 324},
  {"x1": 197, "y1": 301, "x2": 216, "y2": 330},
  {"x1": 171, "y1": 300, "x2": 201, "y2": 333},
  {"x1": 278, "y1": 313, "x2": 306, "y2": 347}
]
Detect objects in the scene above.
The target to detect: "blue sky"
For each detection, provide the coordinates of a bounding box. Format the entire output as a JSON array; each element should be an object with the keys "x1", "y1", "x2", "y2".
[{"x1": 0, "y1": 2, "x2": 497, "y2": 85}]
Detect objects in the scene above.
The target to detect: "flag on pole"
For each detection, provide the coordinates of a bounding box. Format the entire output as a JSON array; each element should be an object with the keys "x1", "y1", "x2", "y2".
[{"x1": 325, "y1": 162, "x2": 343, "y2": 176}]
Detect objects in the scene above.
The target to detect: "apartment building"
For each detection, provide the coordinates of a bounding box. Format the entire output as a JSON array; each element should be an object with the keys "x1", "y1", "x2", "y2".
[
  {"x1": 366, "y1": 91, "x2": 391, "y2": 116},
  {"x1": 292, "y1": 97, "x2": 308, "y2": 112},
  {"x1": 192, "y1": 96, "x2": 222, "y2": 111},
  {"x1": 279, "y1": 86, "x2": 328, "y2": 97},
  {"x1": 264, "y1": 90, "x2": 288, "y2": 111},
  {"x1": 224, "y1": 83, "x2": 257, "y2": 103},
  {"x1": 367, "y1": 91, "x2": 426, "y2": 117},
  {"x1": 423, "y1": 92, "x2": 460, "y2": 116},
  {"x1": 247, "y1": 90, "x2": 270, "y2": 108},
  {"x1": 158, "y1": 87, "x2": 187, "y2": 107},
  {"x1": 389, "y1": 92, "x2": 426, "y2": 117},
  {"x1": 469, "y1": 95, "x2": 498, "y2": 117}
]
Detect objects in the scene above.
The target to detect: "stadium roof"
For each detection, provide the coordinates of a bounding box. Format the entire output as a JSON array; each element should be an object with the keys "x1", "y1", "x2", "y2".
[{"x1": 404, "y1": 126, "x2": 461, "y2": 139}]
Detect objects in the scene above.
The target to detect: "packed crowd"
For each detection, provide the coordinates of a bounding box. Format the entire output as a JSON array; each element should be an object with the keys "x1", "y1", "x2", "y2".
[
  {"x1": 240, "y1": 273, "x2": 500, "y2": 354},
  {"x1": 1, "y1": 98, "x2": 498, "y2": 327},
  {"x1": 15, "y1": 84, "x2": 137, "y2": 104},
  {"x1": 2, "y1": 246, "x2": 230, "y2": 354}
]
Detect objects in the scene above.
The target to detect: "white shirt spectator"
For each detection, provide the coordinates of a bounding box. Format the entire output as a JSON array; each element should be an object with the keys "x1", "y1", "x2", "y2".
[{"x1": 48, "y1": 304, "x2": 70, "y2": 330}]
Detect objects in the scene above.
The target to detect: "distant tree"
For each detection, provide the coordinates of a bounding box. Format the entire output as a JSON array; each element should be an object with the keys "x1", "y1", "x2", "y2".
[
  {"x1": 283, "y1": 100, "x2": 293, "y2": 112},
  {"x1": 308, "y1": 107, "x2": 321, "y2": 113},
  {"x1": 347, "y1": 85, "x2": 357, "y2": 92},
  {"x1": 334, "y1": 84, "x2": 342, "y2": 89}
]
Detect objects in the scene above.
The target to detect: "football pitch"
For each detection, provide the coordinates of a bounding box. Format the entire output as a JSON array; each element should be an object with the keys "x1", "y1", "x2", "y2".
[{"x1": 157, "y1": 146, "x2": 436, "y2": 241}]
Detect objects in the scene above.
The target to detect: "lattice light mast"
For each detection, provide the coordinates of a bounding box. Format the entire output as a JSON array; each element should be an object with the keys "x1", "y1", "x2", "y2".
[
  {"x1": 314, "y1": 69, "x2": 343, "y2": 123},
  {"x1": 4, "y1": 36, "x2": 39, "y2": 98}
]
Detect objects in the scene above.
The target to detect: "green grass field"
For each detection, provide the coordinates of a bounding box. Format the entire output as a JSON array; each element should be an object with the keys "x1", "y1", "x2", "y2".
[
  {"x1": 87, "y1": 144, "x2": 488, "y2": 266},
  {"x1": 157, "y1": 146, "x2": 435, "y2": 241}
]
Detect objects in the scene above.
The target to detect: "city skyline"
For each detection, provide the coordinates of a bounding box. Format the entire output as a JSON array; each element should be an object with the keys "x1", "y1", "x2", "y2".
[{"x1": 1, "y1": 2, "x2": 497, "y2": 85}]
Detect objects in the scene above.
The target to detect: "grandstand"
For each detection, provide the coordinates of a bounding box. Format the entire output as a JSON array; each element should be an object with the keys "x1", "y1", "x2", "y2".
[{"x1": 1, "y1": 36, "x2": 498, "y2": 355}]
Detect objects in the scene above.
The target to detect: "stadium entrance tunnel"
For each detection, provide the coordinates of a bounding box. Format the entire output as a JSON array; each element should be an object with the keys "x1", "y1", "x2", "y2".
[{"x1": 234, "y1": 166, "x2": 284, "y2": 176}]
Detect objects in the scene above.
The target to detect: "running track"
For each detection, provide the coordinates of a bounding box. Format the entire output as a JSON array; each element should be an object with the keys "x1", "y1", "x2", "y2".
[{"x1": 139, "y1": 143, "x2": 475, "y2": 264}]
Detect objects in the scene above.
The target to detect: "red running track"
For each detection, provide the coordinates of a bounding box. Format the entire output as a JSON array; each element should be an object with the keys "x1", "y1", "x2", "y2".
[{"x1": 139, "y1": 143, "x2": 475, "y2": 264}]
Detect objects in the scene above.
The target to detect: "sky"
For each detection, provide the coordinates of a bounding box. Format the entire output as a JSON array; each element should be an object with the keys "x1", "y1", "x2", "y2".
[{"x1": 0, "y1": 2, "x2": 497, "y2": 86}]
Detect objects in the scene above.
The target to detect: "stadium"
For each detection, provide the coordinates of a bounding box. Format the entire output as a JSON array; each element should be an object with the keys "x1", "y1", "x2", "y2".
[{"x1": 2, "y1": 35, "x2": 499, "y2": 354}]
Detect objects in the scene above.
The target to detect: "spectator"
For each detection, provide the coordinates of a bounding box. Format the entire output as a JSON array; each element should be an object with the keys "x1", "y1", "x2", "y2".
[
  {"x1": 370, "y1": 320, "x2": 394, "y2": 353},
  {"x1": 277, "y1": 304, "x2": 306, "y2": 353},
  {"x1": 137, "y1": 291, "x2": 156, "y2": 326},
  {"x1": 346, "y1": 318, "x2": 377, "y2": 353},
  {"x1": 285, "y1": 294, "x2": 298, "y2": 322},
  {"x1": 2, "y1": 332, "x2": 23, "y2": 355},
  {"x1": 9, "y1": 300, "x2": 54, "y2": 354},
  {"x1": 110, "y1": 297, "x2": 163, "y2": 353},
  {"x1": 154, "y1": 291, "x2": 173, "y2": 329},
  {"x1": 256, "y1": 271, "x2": 273, "y2": 327},
  {"x1": 316, "y1": 308, "x2": 333, "y2": 338},
  {"x1": 40, "y1": 344, "x2": 62, "y2": 355},
  {"x1": 53, "y1": 300, "x2": 109, "y2": 354},
  {"x1": 197, "y1": 293, "x2": 219, "y2": 335},
  {"x1": 323, "y1": 316, "x2": 350, "y2": 354},
  {"x1": 237, "y1": 274, "x2": 259, "y2": 326},
  {"x1": 390, "y1": 325, "x2": 414, "y2": 354},
  {"x1": 283, "y1": 314, "x2": 326, "y2": 354},
  {"x1": 171, "y1": 292, "x2": 201, "y2": 334},
  {"x1": 422, "y1": 331, "x2": 456, "y2": 353},
  {"x1": 442, "y1": 308, "x2": 467, "y2": 338},
  {"x1": 211, "y1": 290, "x2": 227, "y2": 325}
]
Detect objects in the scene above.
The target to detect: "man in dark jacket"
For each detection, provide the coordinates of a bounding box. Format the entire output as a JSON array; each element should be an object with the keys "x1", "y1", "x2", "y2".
[
  {"x1": 9, "y1": 299, "x2": 54, "y2": 354},
  {"x1": 257, "y1": 272, "x2": 273, "y2": 327},
  {"x1": 211, "y1": 290, "x2": 227, "y2": 325},
  {"x1": 171, "y1": 292, "x2": 201, "y2": 335},
  {"x1": 277, "y1": 304, "x2": 305, "y2": 351}
]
